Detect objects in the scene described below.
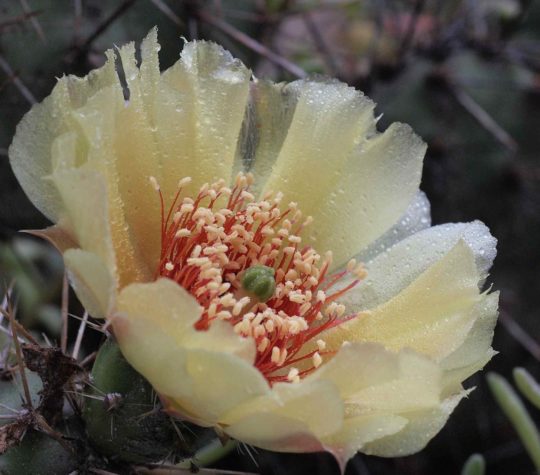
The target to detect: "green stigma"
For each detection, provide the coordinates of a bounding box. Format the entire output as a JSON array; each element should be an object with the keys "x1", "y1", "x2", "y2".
[{"x1": 241, "y1": 265, "x2": 276, "y2": 303}]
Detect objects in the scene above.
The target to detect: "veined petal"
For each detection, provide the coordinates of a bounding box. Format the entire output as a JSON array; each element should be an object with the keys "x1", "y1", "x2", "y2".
[
  {"x1": 110, "y1": 39, "x2": 163, "y2": 272},
  {"x1": 70, "y1": 84, "x2": 152, "y2": 285},
  {"x1": 325, "y1": 241, "x2": 482, "y2": 361},
  {"x1": 361, "y1": 392, "x2": 468, "y2": 457},
  {"x1": 305, "y1": 123, "x2": 425, "y2": 269},
  {"x1": 259, "y1": 80, "x2": 376, "y2": 216},
  {"x1": 337, "y1": 221, "x2": 497, "y2": 314},
  {"x1": 8, "y1": 52, "x2": 117, "y2": 221},
  {"x1": 154, "y1": 40, "x2": 251, "y2": 204}
]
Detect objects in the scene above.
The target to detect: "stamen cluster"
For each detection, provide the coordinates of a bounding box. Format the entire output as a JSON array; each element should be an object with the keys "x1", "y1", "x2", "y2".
[{"x1": 153, "y1": 173, "x2": 366, "y2": 384}]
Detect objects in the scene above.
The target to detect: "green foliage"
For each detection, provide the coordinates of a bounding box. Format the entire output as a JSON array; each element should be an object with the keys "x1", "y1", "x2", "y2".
[
  {"x1": 83, "y1": 338, "x2": 177, "y2": 463},
  {"x1": 461, "y1": 453, "x2": 486, "y2": 475},
  {"x1": 487, "y1": 371, "x2": 540, "y2": 471},
  {"x1": 0, "y1": 430, "x2": 78, "y2": 475}
]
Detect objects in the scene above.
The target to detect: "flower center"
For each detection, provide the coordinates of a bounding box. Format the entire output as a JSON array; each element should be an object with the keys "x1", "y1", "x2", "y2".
[{"x1": 152, "y1": 173, "x2": 366, "y2": 384}]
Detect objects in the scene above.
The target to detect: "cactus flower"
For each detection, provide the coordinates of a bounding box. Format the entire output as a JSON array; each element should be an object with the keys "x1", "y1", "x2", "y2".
[{"x1": 9, "y1": 29, "x2": 498, "y2": 469}]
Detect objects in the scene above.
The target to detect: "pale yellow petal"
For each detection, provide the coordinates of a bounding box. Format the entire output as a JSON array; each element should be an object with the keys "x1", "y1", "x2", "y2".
[
  {"x1": 70, "y1": 85, "x2": 151, "y2": 284},
  {"x1": 323, "y1": 414, "x2": 407, "y2": 470},
  {"x1": 336, "y1": 221, "x2": 496, "y2": 315},
  {"x1": 111, "y1": 40, "x2": 162, "y2": 271},
  {"x1": 222, "y1": 379, "x2": 343, "y2": 451},
  {"x1": 224, "y1": 413, "x2": 324, "y2": 453},
  {"x1": 442, "y1": 291, "x2": 499, "y2": 371},
  {"x1": 9, "y1": 50, "x2": 117, "y2": 220},
  {"x1": 63, "y1": 249, "x2": 114, "y2": 319},
  {"x1": 51, "y1": 168, "x2": 116, "y2": 275},
  {"x1": 441, "y1": 291, "x2": 499, "y2": 393},
  {"x1": 307, "y1": 123, "x2": 425, "y2": 269},
  {"x1": 325, "y1": 241, "x2": 481, "y2": 361},
  {"x1": 114, "y1": 279, "x2": 269, "y2": 424},
  {"x1": 354, "y1": 191, "x2": 431, "y2": 264},
  {"x1": 361, "y1": 392, "x2": 468, "y2": 457},
  {"x1": 240, "y1": 80, "x2": 301, "y2": 195},
  {"x1": 153, "y1": 40, "x2": 251, "y2": 204},
  {"x1": 305, "y1": 342, "x2": 401, "y2": 399},
  {"x1": 259, "y1": 79, "x2": 376, "y2": 211}
]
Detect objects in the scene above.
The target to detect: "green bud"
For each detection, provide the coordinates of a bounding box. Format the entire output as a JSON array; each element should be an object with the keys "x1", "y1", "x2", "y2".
[
  {"x1": 241, "y1": 265, "x2": 276, "y2": 303},
  {"x1": 83, "y1": 339, "x2": 177, "y2": 463}
]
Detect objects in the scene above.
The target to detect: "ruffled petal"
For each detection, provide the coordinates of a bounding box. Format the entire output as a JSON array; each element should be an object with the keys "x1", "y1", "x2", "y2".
[
  {"x1": 257, "y1": 79, "x2": 376, "y2": 212},
  {"x1": 311, "y1": 344, "x2": 448, "y2": 466},
  {"x1": 154, "y1": 39, "x2": 251, "y2": 203},
  {"x1": 114, "y1": 279, "x2": 269, "y2": 424},
  {"x1": 441, "y1": 291, "x2": 499, "y2": 393},
  {"x1": 303, "y1": 123, "x2": 425, "y2": 269},
  {"x1": 222, "y1": 379, "x2": 343, "y2": 452},
  {"x1": 337, "y1": 221, "x2": 496, "y2": 314},
  {"x1": 8, "y1": 53, "x2": 118, "y2": 221},
  {"x1": 361, "y1": 392, "x2": 468, "y2": 457},
  {"x1": 325, "y1": 241, "x2": 482, "y2": 362}
]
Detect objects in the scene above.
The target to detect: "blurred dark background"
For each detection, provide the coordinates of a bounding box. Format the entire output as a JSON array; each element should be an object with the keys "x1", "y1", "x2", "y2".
[{"x1": 0, "y1": 1, "x2": 539, "y2": 474}]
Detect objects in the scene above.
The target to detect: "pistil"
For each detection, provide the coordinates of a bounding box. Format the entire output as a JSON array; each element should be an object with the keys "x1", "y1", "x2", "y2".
[{"x1": 153, "y1": 173, "x2": 366, "y2": 384}]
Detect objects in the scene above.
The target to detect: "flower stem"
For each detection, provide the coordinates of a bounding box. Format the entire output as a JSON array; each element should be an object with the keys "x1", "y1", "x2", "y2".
[{"x1": 176, "y1": 439, "x2": 237, "y2": 469}]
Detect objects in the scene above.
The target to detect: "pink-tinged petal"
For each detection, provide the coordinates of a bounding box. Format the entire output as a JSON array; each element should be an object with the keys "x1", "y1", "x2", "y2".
[
  {"x1": 24, "y1": 224, "x2": 77, "y2": 254},
  {"x1": 323, "y1": 414, "x2": 408, "y2": 472}
]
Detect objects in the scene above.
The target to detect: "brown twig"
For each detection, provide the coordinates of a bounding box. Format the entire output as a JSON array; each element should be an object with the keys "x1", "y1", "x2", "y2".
[
  {"x1": 6, "y1": 302, "x2": 32, "y2": 408},
  {"x1": 72, "y1": 311, "x2": 88, "y2": 360},
  {"x1": 61, "y1": 274, "x2": 68, "y2": 354},
  {"x1": 80, "y1": 0, "x2": 137, "y2": 51},
  {"x1": 0, "y1": 54, "x2": 36, "y2": 105},
  {"x1": 449, "y1": 82, "x2": 518, "y2": 152},
  {"x1": 500, "y1": 311, "x2": 540, "y2": 362},
  {"x1": 0, "y1": 10, "x2": 42, "y2": 30},
  {"x1": 18, "y1": 0, "x2": 46, "y2": 43},
  {"x1": 135, "y1": 466, "x2": 258, "y2": 475},
  {"x1": 148, "y1": 0, "x2": 184, "y2": 27},
  {"x1": 302, "y1": 12, "x2": 340, "y2": 76},
  {"x1": 195, "y1": 8, "x2": 306, "y2": 78}
]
